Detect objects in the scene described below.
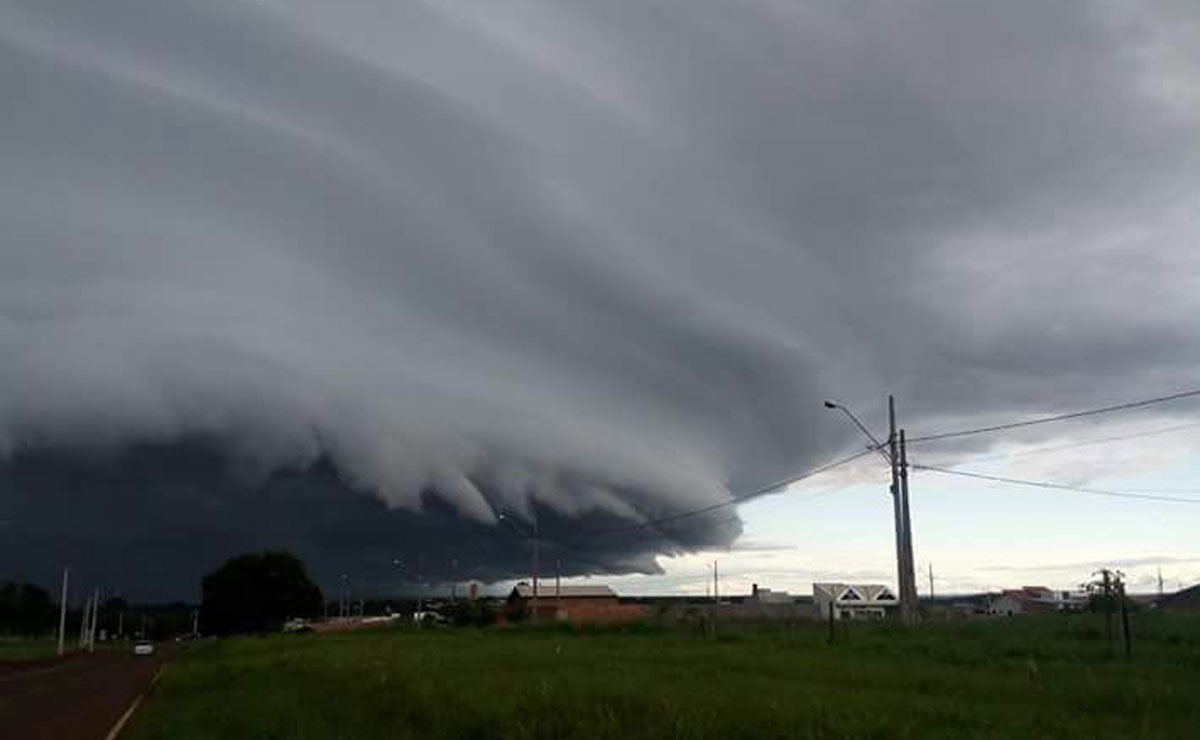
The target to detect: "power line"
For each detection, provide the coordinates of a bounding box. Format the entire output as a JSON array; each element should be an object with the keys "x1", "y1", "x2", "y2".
[
  {"x1": 912, "y1": 463, "x2": 1200, "y2": 505},
  {"x1": 907, "y1": 388, "x2": 1200, "y2": 445},
  {"x1": 964, "y1": 420, "x2": 1200, "y2": 463},
  {"x1": 576, "y1": 448, "x2": 874, "y2": 539}
]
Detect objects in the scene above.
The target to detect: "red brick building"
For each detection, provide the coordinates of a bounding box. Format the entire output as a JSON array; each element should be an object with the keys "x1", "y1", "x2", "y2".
[{"x1": 506, "y1": 584, "x2": 645, "y2": 624}]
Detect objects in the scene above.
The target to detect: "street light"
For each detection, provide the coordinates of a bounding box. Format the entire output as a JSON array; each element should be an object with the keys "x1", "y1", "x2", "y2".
[
  {"x1": 823, "y1": 399, "x2": 889, "y2": 459},
  {"x1": 824, "y1": 397, "x2": 917, "y2": 624}
]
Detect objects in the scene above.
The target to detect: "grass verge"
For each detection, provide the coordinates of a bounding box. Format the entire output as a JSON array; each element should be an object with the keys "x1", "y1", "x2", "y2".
[{"x1": 127, "y1": 613, "x2": 1200, "y2": 739}]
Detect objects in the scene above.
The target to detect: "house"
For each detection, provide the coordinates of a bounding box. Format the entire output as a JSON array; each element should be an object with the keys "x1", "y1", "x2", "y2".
[
  {"x1": 1156, "y1": 584, "x2": 1200, "y2": 613},
  {"x1": 506, "y1": 583, "x2": 644, "y2": 623},
  {"x1": 812, "y1": 583, "x2": 897, "y2": 621},
  {"x1": 987, "y1": 587, "x2": 1087, "y2": 616}
]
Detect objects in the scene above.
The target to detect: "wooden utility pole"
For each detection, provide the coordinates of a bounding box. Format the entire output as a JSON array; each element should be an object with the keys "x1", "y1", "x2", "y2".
[
  {"x1": 928, "y1": 563, "x2": 935, "y2": 601},
  {"x1": 713, "y1": 560, "x2": 719, "y2": 603}
]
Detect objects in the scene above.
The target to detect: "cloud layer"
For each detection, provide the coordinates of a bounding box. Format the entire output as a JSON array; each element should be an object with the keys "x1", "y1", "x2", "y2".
[{"x1": 2, "y1": 0, "x2": 1197, "y2": 597}]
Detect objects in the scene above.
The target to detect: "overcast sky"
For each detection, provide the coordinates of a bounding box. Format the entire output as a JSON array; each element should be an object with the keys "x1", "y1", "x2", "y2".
[{"x1": 2, "y1": 0, "x2": 1198, "y2": 601}]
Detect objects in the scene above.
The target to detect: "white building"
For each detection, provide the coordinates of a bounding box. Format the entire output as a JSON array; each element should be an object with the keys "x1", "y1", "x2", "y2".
[
  {"x1": 987, "y1": 587, "x2": 1087, "y2": 616},
  {"x1": 813, "y1": 583, "x2": 898, "y2": 621}
]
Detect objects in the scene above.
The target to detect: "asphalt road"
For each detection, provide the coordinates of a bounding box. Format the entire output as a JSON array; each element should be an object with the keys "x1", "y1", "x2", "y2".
[{"x1": 0, "y1": 647, "x2": 168, "y2": 740}]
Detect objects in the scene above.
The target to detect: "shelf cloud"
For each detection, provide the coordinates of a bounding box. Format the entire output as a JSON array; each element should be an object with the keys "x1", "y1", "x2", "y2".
[{"x1": 2, "y1": 0, "x2": 1197, "y2": 598}]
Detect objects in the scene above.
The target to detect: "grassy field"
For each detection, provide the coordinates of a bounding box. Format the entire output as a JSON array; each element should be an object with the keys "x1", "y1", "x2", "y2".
[
  {"x1": 127, "y1": 613, "x2": 1200, "y2": 739},
  {"x1": 0, "y1": 636, "x2": 61, "y2": 661}
]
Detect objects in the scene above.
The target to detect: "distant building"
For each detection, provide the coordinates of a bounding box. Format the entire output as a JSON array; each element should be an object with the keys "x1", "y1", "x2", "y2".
[
  {"x1": 507, "y1": 583, "x2": 644, "y2": 623},
  {"x1": 1156, "y1": 584, "x2": 1200, "y2": 613},
  {"x1": 987, "y1": 587, "x2": 1086, "y2": 616},
  {"x1": 749, "y1": 584, "x2": 792, "y2": 604},
  {"x1": 812, "y1": 583, "x2": 897, "y2": 621}
]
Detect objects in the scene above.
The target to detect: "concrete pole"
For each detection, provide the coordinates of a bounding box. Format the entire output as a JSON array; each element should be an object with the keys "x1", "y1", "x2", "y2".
[
  {"x1": 899, "y1": 429, "x2": 918, "y2": 621},
  {"x1": 88, "y1": 588, "x2": 99, "y2": 652},
  {"x1": 78, "y1": 593, "x2": 90, "y2": 648},
  {"x1": 57, "y1": 567, "x2": 69, "y2": 656},
  {"x1": 888, "y1": 396, "x2": 910, "y2": 623},
  {"x1": 531, "y1": 517, "x2": 540, "y2": 624}
]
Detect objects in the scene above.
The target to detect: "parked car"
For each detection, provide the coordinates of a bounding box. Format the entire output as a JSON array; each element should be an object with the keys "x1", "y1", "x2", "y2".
[
  {"x1": 282, "y1": 618, "x2": 313, "y2": 633},
  {"x1": 412, "y1": 610, "x2": 446, "y2": 625},
  {"x1": 133, "y1": 641, "x2": 155, "y2": 656}
]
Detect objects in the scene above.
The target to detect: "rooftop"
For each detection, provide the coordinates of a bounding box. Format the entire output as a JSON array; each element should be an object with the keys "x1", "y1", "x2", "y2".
[{"x1": 511, "y1": 584, "x2": 617, "y2": 599}]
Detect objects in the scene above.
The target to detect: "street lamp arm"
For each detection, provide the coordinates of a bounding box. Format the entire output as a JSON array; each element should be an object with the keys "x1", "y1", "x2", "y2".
[{"x1": 826, "y1": 401, "x2": 891, "y2": 462}]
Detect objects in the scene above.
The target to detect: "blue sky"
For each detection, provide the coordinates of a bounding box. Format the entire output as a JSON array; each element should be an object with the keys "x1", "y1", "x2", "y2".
[{"x1": 583, "y1": 413, "x2": 1200, "y2": 598}]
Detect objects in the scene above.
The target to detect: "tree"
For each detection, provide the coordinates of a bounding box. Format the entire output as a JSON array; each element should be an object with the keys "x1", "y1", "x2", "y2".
[
  {"x1": 200, "y1": 552, "x2": 323, "y2": 635},
  {"x1": 0, "y1": 581, "x2": 57, "y2": 635}
]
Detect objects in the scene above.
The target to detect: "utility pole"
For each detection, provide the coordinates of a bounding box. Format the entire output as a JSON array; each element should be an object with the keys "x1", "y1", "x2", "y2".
[
  {"x1": 78, "y1": 592, "x2": 90, "y2": 648},
  {"x1": 88, "y1": 588, "x2": 99, "y2": 652},
  {"x1": 531, "y1": 517, "x2": 540, "y2": 625},
  {"x1": 1117, "y1": 577, "x2": 1133, "y2": 659},
  {"x1": 713, "y1": 560, "x2": 719, "y2": 603},
  {"x1": 888, "y1": 397, "x2": 917, "y2": 624},
  {"x1": 825, "y1": 396, "x2": 919, "y2": 626},
  {"x1": 1101, "y1": 569, "x2": 1114, "y2": 654},
  {"x1": 899, "y1": 428, "x2": 918, "y2": 620},
  {"x1": 1158, "y1": 567, "x2": 1164, "y2": 599},
  {"x1": 56, "y1": 568, "x2": 69, "y2": 657},
  {"x1": 555, "y1": 558, "x2": 562, "y2": 619},
  {"x1": 928, "y1": 563, "x2": 935, "y2": 601},
  {"x1": 192, "y1": 609, "x2": 199, "y2": 638}
]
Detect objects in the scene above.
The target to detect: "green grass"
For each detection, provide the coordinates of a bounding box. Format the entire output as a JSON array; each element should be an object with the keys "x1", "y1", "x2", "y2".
[
  {"x1": 127, "y1": 614, "x2": 1200, "y2": 739},
  {"x1": 0, "y1": 636, "x2": 61, "y2": 661}
]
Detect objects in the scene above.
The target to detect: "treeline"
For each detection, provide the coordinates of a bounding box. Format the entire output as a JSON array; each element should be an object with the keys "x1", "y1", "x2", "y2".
[
  {"x1": 0, "y1": 581, "x2": 56, "y2": 634},
  {"x1": 0, "y1": 580, "x2": 196, "y2": 640}
]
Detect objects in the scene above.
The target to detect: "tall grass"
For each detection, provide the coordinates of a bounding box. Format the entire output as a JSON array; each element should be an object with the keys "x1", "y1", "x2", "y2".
[{"x1": 128, "y1": 613, "x2": 1200, "y2": 739}]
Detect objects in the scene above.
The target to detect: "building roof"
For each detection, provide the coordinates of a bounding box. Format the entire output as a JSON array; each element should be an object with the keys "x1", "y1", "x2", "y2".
[
  {"x1": 1000, "y1": 587, "x2": 1085, "y2": 605},
  {"x1": 511, "y1": 584, "x2": 617, "y2": 599},
  {"x1": 1158, "y1": 584, "x2": 1200, "y2": 609},
  {"x1": 812, "y1": 583, "x2": 897, "y2": 604}
]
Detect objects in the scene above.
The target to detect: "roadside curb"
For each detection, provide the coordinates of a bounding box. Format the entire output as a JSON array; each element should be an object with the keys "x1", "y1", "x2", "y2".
[{"x1": 103, "y1": 665, "x2": 164, "y2": 740}]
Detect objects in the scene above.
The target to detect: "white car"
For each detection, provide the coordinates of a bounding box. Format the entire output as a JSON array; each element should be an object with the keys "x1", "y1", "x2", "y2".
[{"x1": 133, "y1": 641, "x2": 155, "y2": 656}]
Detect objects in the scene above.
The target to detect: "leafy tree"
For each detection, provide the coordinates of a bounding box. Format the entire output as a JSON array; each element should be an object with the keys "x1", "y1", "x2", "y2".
[
  {"x1": 201, "y1": 552, "x2": 323, "y2": 635},
  {"x1": 444, "y1": 599, "x2": 497, "y2": 627},
  {"x1": 0, "y1": 581, "x2": 57, "y2": 635}
]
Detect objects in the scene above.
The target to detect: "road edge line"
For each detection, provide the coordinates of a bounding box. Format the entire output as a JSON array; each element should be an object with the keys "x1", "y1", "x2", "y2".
[{"x1": 104, "y1": 666, "x2": 163, "y2": 740}]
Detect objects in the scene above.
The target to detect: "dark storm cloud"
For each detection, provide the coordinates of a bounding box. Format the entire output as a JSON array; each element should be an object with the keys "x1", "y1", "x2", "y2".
[{"x1": 1, "y1": 1, "x2": 1197, "y2": 597}]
